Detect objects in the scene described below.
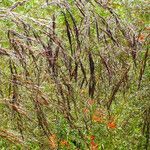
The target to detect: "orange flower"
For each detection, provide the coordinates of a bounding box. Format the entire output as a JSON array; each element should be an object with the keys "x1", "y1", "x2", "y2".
[
  {"x1": 92, "y1": 115, "x2": 102, "y2": 123},
  {"x1": 49, "y1": 134, "x2": 57, "y2": 149},
  {"x1": 60, "y1": 140, "x2": 69, "y2": 147},
  {"x1": 90, "y1": 141, "x2": 98, "y2": 150},
  {"x1": 90, "y1": 135, "x2": 95, "y2": 141},
  {"x1": 107, "y1": 121, "x2": 116, "y2": 129},
  {"x1": 138, "y1": 34, "x2": 145, "y2": 42},
  {"x1": 92, "y1": 109, "x2": 105, "y2": 123},
  {"x1": 90, "y1": 135, "x2": 98, "y2": 150}
]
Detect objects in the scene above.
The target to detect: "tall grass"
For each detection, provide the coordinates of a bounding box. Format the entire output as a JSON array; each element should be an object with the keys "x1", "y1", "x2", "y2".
[{"x1": 0, "y1": 0, "x2": 149, "y2": 149}]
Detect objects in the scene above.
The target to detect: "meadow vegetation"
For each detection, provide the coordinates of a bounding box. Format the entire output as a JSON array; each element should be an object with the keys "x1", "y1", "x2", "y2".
[{"x1": 0, "y1": 0, "x2": 149, "y2": 149}]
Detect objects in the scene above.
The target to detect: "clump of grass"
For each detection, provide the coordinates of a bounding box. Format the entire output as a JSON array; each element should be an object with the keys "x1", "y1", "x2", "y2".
[{"x1": 0, "y1": 0, "x2": 149, "y2": 149}]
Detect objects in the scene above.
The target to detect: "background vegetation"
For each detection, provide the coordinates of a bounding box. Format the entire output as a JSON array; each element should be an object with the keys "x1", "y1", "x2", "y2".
[{"x1": 0, "y1": 0, "x2": 149, "y2": 149}]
